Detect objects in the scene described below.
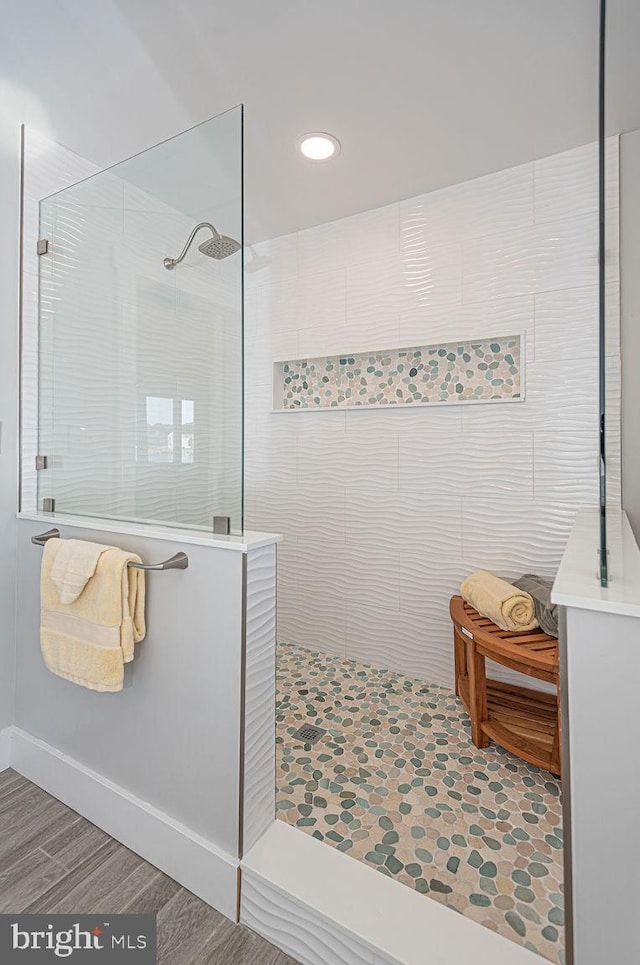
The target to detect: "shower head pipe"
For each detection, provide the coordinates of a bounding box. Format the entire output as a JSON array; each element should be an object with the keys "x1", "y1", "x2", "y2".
[{"x1": 163, "y1": 221, "x2": 239, "y2": 269}]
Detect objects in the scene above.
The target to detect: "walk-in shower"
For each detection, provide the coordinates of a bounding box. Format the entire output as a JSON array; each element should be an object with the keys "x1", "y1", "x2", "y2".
[{"x1": 163, "y1": 221, "x2": 241, "y2": 269}]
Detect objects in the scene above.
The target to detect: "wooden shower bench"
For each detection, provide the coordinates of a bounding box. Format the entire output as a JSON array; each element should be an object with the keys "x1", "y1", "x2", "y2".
[{"x1": 449, "y1": 595, "x2": 561, "y2": 776}]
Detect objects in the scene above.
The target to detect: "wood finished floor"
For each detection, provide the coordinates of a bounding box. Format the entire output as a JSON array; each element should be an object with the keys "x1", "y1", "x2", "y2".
[{"x1": 0, "y1": 769, "x2": 297, "y2": 965}]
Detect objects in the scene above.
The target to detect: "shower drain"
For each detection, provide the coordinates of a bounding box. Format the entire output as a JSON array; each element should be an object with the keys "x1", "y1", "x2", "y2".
[{"x1": 291, "y1": 723, "x2": 327, "y2": 745}]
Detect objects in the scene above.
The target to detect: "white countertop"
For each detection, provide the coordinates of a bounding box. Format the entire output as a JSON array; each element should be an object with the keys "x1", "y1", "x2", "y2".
[
  {"x1": 17, "y1": 512, "x2": 283, "y2": 553},
  {"x1": 552, "y1": 508, "x2": 640, "y2": 617}
]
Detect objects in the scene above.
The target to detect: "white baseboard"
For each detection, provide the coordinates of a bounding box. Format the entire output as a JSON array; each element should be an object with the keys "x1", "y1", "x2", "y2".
[
  {"x1": 10, "y1": 727, "x2": 239, "y2": 920},
  {"x1": 0, "y1": 728, "x2": 11, "y2": 772},
  {"x1": 241, "y1": 821, "x2": 539, "y2": 965}
]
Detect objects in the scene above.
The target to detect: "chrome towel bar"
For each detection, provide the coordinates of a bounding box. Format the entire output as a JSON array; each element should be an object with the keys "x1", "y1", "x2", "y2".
[{"x1": 31, "y1": 528, "x2": 189, "y2": 570}]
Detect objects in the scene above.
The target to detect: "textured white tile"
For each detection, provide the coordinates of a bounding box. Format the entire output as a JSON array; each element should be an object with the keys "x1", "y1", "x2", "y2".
[
  {"x1": 462, "y1": 227, "x2": 536, "y2": 302},
  {"x1": 297, "y1": 425, "x2": 398, "y2": 490},
  {"x1": 243, "y1": 544, "x2": 277, "y2": 854},
  {"x1": 399, "y1": 431, "x2": 533, "y2": 495},
  {"x1": 52, "y1": 201, "x2": 124, "y2": 274},
  {"x1": 399, "y1": 295, "x2": 534, "y2": 361},
  {"x1": 294, "y1": 539, "x2": 401, "y2": 611},
  {"x1": 461, "y1": 496, "x2": 577, "y2": 579},
  {"x1": 297, "y1": 324, "x2": 366, "y2": 361},
  {"x1": 345, "y1": 491, "x2": 462, "y2": 550},
  {"x1": 344, "y1": 403, "x2": 463, "y2": 436},
  {"x1": 283, "y1": 408, "x2": 347, "y2": 432},
  {"x1": 241, "y1": 870, "x2": 376, "y2": 965},
  {"x1": 297, "y1": 268, "x2": 346, "y2": 336},
  {"x1": 298, "y1": 202, "x2": 399, "y2": 276},
  {"x1": 534, "y1": 215, "x2": 599, "y2": 293},
  {"x1": 246, "y1": 277, "x2": 298, "y2": 336},
  {"x1": 275, "y1": 539, "x2": 299, "y2": 596},
  {"x1": 400, "y1": 162, "x2": 533, "y2": 248},
  {"x1": 604, "y1": 281, "x2": 621, "y2": 360},
  {"x1": 294, "y1": 539, "x2": 351, "y2": 604},
  {"x1": 342, "y1": 542, "x2": 401, "y2": 610},
  {"x1": 399, "y1": 241, "x2": 463, "y2": 314},
  {"x1": 342, "y1": 432, "x2": 400, "y2": 490},
  {"x1": 245, "y1": 416, "x2": 298, "y2": 488},
  {"x1": 534, "y1": 429, "x2": 599, "y2": 504},
  {"x1": 174, "y1": 249, "x2": 240, "y2": 313},
  {"x1": 245, "y1": 232, "x2": 298, "y2": 288},
  {"x1": 461, "y1": 358, "x2": 599, "y2": 432},
  {"x1": 399, "y1": 556, "x2": 468, "y2": 619},
  {"x1": 462, "y1": 215, "x2": 598, "y2": 303},
  {"x1": 278, "y1": 593, "x2": 347, "y2": 657},
  {"x1": 605, "y1": 354, "x2": 622, "y2": 510},
  {"x1": 534, "y1": 137, "x2": 619, "y2": 226},
  {"x1": 345, "y1": 246, "x2": 462, "y2": 340},
  {"x1": 534, "y1": 287, "x2": 598, "y2": 361},
  {"x1": 345, "y1": 603, "x2": 455, "y2": 688},
  {"x1": 527, "y1": 357, "x2": 600, "y2": 431},
  {"x1": 345, "y1": 257, "x2": 405, "y2": 333},
  {"x1": 246, "y1": 379, "x2": 280, "y2": 416},
  {"x1": 248, "y1": 484, "x2": 346, "y2": 542},
  {"x1": 246, "y1": 329, "x2": 299, "y2": 388}
]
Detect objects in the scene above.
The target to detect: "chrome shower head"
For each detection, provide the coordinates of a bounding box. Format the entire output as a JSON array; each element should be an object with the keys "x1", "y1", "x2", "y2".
[
  {"x1": 198, "y1": 234, "x2": 241, "y2": 260},
  {"x1": 163, "y1": 222, "x2": 240, "y2": 269}
]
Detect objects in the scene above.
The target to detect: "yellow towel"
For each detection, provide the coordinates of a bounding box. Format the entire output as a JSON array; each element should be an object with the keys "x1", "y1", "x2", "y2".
[
  {"x1": 461, "y1": 569, "x2": 538, "y2": 633},
  {"x1": 50, "y1": 538, "x2": 112, "y2": 604},
  {"x1": 41, "y1": 538, "x2": 146, "y2": 692}
]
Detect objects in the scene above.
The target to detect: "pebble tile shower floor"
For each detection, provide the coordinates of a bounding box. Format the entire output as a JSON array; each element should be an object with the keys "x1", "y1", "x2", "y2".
[{"x1": 276, "y1": 643, "x2": 564, "y2": 963}]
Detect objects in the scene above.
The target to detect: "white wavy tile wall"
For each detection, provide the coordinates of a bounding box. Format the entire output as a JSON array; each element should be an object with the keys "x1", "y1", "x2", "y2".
[
  {"x1": 243, "y1": 544, "x2": 277, "y2": 855},
  {"x1": 245, "y1": 139, "x2": 621, "y2": 689},
  {"x1": 241, "y1": 872, "x2": 388, "y2": 965}
]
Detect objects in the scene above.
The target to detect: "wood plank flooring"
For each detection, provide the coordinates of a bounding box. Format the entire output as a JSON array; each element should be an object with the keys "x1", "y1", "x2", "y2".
[{"x1": 0, "y1": 769, "x2": 297, "y2": 965}]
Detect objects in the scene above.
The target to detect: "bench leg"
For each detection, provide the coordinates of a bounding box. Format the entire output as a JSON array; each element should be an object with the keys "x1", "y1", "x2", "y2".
[
  {"x1": 453, "y1": 627, "x2": 466, "y2": 697},
  {"x1": 467, "y1": 643, "x2": 490, "y2": 749}
]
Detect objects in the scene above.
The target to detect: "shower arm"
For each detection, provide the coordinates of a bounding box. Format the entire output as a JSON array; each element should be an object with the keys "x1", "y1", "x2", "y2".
[{"x1": 163, "y1": 222, "x2": 221, "y2": 270}]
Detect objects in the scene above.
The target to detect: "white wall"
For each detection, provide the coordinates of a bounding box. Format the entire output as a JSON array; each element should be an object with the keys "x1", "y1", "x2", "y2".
[
  {"x1": 245, "y1": 140, "x2": 621, "y2": 688},
  {"x1": 0, "y1": 114, "x2": 21, "y2": 732}
]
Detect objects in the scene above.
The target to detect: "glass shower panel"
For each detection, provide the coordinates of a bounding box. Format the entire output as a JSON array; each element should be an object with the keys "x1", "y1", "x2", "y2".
[{"x1": 37, "y1": 107, "x2": 243, "y2": 531}]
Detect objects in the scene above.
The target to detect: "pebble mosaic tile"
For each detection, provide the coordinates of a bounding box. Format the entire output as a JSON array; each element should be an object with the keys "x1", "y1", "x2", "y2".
[
  {"x1": 276, "y1": 642, "x2": 564, "y2": 963},
  {"x1": 276, "y1": 336, "x2": 522, "y2": 409}
]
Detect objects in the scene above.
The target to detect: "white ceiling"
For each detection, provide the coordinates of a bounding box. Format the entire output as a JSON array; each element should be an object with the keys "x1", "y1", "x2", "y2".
[{"x1": 1, "y1": 0, "x2": 639, "y2": 242}]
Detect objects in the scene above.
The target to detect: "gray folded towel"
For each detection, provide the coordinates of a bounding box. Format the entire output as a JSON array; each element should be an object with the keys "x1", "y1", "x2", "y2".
[{"x1": 513, "y1": 574, "x2": 558, "y2": 638}]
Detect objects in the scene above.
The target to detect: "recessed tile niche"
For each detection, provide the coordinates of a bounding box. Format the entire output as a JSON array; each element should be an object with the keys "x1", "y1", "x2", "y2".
[{"x1": 273, "y1": 335, "x2": 523, "y2": 411}]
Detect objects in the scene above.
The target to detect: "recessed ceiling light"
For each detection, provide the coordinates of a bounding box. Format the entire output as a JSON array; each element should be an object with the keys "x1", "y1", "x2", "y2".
[{"x1": 298, "y1": 133, "x2": 340, "y2": 161}]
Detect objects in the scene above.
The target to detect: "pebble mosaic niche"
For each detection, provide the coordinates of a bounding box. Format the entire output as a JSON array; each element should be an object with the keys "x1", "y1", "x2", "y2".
[{"x1": 274, "y1": 335, "x2": 523, "y2": 410}]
